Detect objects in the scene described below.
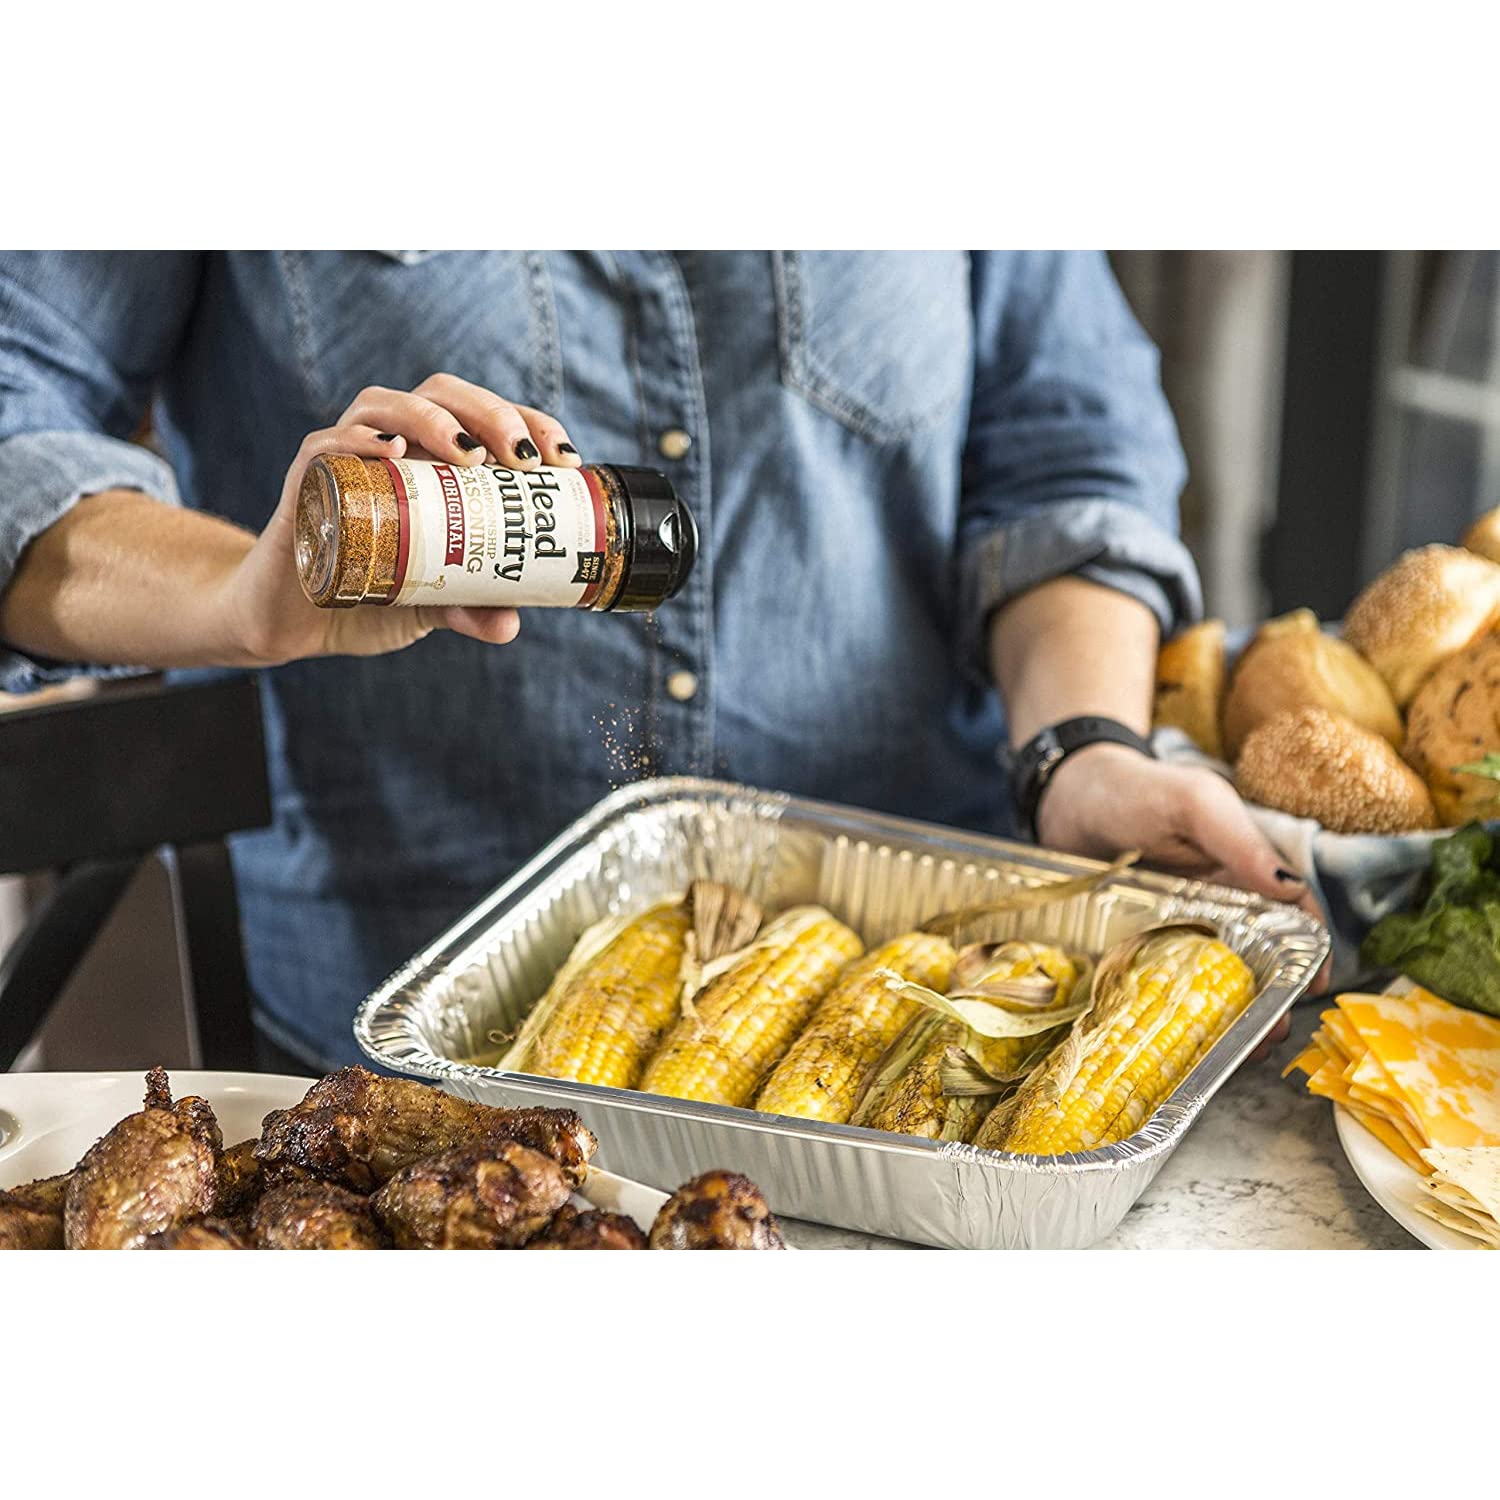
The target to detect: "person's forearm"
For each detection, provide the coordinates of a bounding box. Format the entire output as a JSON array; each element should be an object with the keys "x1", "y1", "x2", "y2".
[
  {"x1": 0, "y1": 490, "x2": 258, "y2": 669},
  {"x1": 988, "y1": 575, "x2": 1159, "y2": 745}
]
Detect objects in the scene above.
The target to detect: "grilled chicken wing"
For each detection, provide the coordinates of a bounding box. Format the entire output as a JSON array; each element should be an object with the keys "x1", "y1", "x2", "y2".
[
  {"x1": 251, "y1": 1180, "x2": 390, "y2": 1250},
  {"x1": 255, "y1": 1067, "x2": 595, "y2": 1190},
  {"x1": 648, "y1": 1170, "x2": 787, "y2": 1250},
  {"x1": 212, "y1": 1139, "x2": 264, "y2": 1216},
  {"x1": 0, "y1": 1191, "x2": 64, "y2": 1249},
  {"x1": 526, "y1": 1204, "x2": 648, "y2": 1249},
  {"x1": 373, "y1": 1140, "x2": 572, "y2": 1249},
  {"x1": 64, "y1": 1067, "x2": 222, "y2": 1249},
  {"x1": 140, "y1": 1218, "x2": 248, "y2": 1249}
]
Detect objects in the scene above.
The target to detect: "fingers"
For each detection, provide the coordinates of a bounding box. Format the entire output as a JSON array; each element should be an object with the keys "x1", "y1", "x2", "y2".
[
  {"x1": 513, "y1": 403, "x2": 582, "y2": 466},
  {"x1": 415, "y1": 374, "x2": 579, "y2": 469},
  {"x1": 295, "y1": 423, "x2": 408, "y2": 464},
  {"x1": 273, "y1": 424, "x2": 409, "y2": 525},
  {"x1": 424, "y1": 605, "x2": 523, "y2": 646},
  {"x1": 336, "y1": 377, "x2": 578, "y2": 471},
  {"x1": 339, "y1": 386, "x2": 492, "y2": 466},
  {"x1": 1177, "y1": 772, "x2": 1309, "y2": 906}
]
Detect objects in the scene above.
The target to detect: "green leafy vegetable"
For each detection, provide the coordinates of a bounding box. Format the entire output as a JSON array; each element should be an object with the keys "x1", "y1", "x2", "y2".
[
  {"x1": 1452, "y1": 751, "x2": 1500, "y2": 783},
  {"x1": 1362, "y1": 823, "x2": 1500, "y2": 1018}
]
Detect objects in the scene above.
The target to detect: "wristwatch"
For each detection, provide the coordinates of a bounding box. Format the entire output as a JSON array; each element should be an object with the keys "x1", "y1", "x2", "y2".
[{"x1": 1009, "y1": 716, "x2": 1156, "y2": 840}]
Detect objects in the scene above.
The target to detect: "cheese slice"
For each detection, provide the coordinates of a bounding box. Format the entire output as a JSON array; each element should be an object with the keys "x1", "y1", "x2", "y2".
[
  {"x1": 1337, "y1": 990, "x2": 1500, "y2": 1150},
  {"x1": 1346, "y1": 1049, "x2": 1430, "y2": 1155},
  {"x1": 1319, "y1": 1010, "x2": 1363, "y2": 1065},
  {"x1": 1343, "y1": 1101, "x2": 1431, "y2": 1173}
]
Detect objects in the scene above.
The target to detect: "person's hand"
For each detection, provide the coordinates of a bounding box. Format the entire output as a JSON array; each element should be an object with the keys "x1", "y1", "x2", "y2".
[
  {"x1": 221, "y1": 374, "x2": 582, "y2": 665},
  {"x1": 1035, "y1": 743, "x2": 1329, "y2": 1038}
]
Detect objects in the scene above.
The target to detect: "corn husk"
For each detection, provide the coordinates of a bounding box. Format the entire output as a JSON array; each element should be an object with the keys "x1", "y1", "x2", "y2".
[
  {"x1": 919, "y1": 851, "x2": 1138, "y2": 939},
  {"x1": 687, "y1": 880, "x2": 764, "y2": 961}
]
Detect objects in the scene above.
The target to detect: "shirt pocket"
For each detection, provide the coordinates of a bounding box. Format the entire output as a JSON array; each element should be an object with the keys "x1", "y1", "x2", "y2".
[
  {"x1": 282, "y1": 250, "x2": 563, "y2": 421},
  {"x1": 772, "y1": 251, "x2": 971, "y2": 444}
]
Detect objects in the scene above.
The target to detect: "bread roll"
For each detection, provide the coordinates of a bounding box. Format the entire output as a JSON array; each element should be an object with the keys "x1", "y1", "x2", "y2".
[
  {"x1": 1342, "y1": 544, "x2": 1500, "y2": 707},
  {"x1": 1223, "y1": 608, "x2": 1401, "y2": 759},
  {"x1": 1235, "y1": 707, "x2": 1437, "y2": 834},
  {"x1": 1462, "y1": 507, "x2": 1500, "y2": 566},
  {"x1": 1403, "y1": 632, "x2": 1500, "y2": 826},
  {"x1": 1153, "y1": 619, "x2": 1226, "y2": 759}
]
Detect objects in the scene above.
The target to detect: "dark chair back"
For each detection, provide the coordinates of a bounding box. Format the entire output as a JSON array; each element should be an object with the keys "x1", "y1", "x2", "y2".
[{"x1": 0, "y1": 675, "x2": 271, "y2": 1070}]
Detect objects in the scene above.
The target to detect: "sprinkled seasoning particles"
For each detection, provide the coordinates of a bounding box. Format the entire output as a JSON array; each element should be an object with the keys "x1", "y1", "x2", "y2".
[{"x1": 296, "y1": 456, "x2": 696, "y2": 614}]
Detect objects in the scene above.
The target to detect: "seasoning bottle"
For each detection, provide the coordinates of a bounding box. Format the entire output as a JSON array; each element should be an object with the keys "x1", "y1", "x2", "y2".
[{"x1": 295, "y1": 455, "x2": 698, "y2": 611}]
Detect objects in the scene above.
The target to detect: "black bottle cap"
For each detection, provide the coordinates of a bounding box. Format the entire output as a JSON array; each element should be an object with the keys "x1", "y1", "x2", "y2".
[{"x1": 602, "y1": 465, "x2": 699, "y2": 611}]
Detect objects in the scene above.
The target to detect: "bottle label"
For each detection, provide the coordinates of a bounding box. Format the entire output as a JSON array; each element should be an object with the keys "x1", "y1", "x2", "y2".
[{"x1": 383, "y1": 460, "x2": 608, "y2": 608}]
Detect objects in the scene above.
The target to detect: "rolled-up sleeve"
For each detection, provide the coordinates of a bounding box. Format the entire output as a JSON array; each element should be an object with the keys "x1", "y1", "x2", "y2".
[
  {"x1": 957, "y1": 251, "x2": 1198, "y2": 682},
  {"x1": 0, "y1": 252, "x2": 200, "y2": 691}
]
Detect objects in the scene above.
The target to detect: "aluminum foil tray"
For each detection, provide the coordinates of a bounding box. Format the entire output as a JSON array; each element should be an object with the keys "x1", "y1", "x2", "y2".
[{"x1": 355, "y1": 777, "x2": 1328, "y2": 1249}]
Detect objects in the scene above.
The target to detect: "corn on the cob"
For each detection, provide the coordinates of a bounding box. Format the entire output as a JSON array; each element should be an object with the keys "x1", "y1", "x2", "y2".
[
  {"x1": 998, "y1": 928, "x2": 1255, "y2": 1155},
  {"x1": 753, "y1": 932, "x2": 955, "y2": 1123},
  {"x1": 966, "y1": 942, "x2": 1081, "y2": 1081},
  {"x1": 854, "y1": 1015, "x2": 987, "y2": 1140},
  {"x1": 639, "y1": 906, "x2": 864, "y2": 1107},
  {"x1": 857, "y1": 939, "x2": 1081, "y2": 1143},
  {"x1": 498, "y1": 901, "x2": 691, "y2": 1090}
]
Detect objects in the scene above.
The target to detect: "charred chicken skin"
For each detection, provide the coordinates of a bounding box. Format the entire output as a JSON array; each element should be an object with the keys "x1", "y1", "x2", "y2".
[
  {"x1": 140, "y1": 1218, "x2": 248, "y2": 1249},
  {"x1": 0, "y1": 1190, "x2": 65, "y2": 1249},
  {"x1": 212, "y1": 1139, "x2": 264, "y2": 1217},
  {"x1": 251, "y1": 1180, "x2": 390, "y2": 1249},
  {"x1": 373, "y1": 1139, "x2": 572, "y2": 1249},
  {"x1": 526, "y1": 1204, "x2": 648, "y2": 1250},
  {"x1": 64, "y1": 1067, "x2": 222, "y2": 1250},
  {"x1": 255, "y1": 1067, "x2": 596, "y2": 1190},
  {"x1": 648, "y1": 1170, "x2": 787, "y2": 1250}
]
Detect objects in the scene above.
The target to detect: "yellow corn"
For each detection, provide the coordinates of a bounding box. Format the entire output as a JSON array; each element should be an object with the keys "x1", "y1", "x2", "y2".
[
  {"x1": 511, "y1": 902, "x2": 691, "y2": 1090},
  {"x1": 639, "y1": 906, "x2": 864, "y2": 1107},
  {"x1": 864, "y1": 939, "x2": 1078, "y2": 1143},
  {"x1": 968, "y1": 942, "x2": 1081, "y2": 1081},
  {"x1": 999, "y1": 931, "x2": 1255, "y2": 1155},
  {"x1": 753, "y1": 932, "x2": 955, "y2": 1123},
  {"x1": 861, "y1": 1016, "x2": 983, "y2": 1141}
]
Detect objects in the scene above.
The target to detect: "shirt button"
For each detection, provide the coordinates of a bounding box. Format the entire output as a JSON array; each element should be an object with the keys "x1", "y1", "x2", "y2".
[
  {"x1": 657, "y1": 428, "x2": 693, "y2": 461},
  {"x1": 666, "y1": 669, "x2": 699, "y2": 702}
]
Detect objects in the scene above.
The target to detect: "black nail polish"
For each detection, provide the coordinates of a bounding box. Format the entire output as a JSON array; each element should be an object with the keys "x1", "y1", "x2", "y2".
[
  {"x1": 1275, "y1": 867, "x2": 1305, "y2": 885},
  {"x1": 375, "y1": 432, "x2": 397, "y2": 442},
  {"x1": 514, "y1": 438, "x2": 540, "y2": 462},
  {"x1": 455, "y1": 431, "x2": 481, "y2": 452},
  {"x1": 557, "y1": 442, "x2": 578, "y2": 456}
]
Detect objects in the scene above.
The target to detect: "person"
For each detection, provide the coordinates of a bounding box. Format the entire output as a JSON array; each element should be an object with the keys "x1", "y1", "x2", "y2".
[{"x1": 0, "y1": 252, "x2": 1313, "y2": 1069}]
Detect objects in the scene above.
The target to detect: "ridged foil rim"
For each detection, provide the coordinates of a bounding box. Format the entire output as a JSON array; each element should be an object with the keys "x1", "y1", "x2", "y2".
[{"x1": 355, "y1": 777, "x2": 1329, "y2": 1180}]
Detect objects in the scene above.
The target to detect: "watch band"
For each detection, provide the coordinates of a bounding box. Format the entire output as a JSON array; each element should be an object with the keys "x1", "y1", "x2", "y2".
[{"x1": 1011, "y1": 716, "x2": 1156, "y2": 840}]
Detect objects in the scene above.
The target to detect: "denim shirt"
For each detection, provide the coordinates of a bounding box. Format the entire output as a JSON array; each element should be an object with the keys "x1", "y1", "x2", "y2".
[{"x1": 0, "y1": 252, "x2": 1195, "y2": 1066}]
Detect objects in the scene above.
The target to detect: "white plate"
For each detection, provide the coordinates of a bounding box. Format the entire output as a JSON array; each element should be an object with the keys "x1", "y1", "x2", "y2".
[
  {"x1": 0, "y1": 1070, "x2": 669, "y2": 1237},
  {"x1": 1333, "y1": 1107, "x2": 1477, "y2": 1252}
]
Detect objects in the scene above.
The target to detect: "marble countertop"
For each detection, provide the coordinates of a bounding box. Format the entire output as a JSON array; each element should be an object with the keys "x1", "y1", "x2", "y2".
[{"x1": 782, "y1": 1004, "x2": 1422, "y2": 1251}]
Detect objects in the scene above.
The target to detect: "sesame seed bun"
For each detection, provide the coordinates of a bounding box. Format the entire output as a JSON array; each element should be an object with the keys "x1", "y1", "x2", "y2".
[
  {"x1": 1342, "y1": 544, "x2": 1500, "y2": 708},
  {"x1": 1462, "y1": 507, "x2": 1500, "y2": 566},
  {"x1": 1403, "y1": 632, "x2": 1500, "y2": 826},
  {"x1": 1223, "y1": 608, "x2": 1402, "y2": 760},
  {"x1": 1235, "y1": 706, "x2": 1437, "y2": 834},
  {"x1": 1153, "y1": 619, "x2": 1226, "y2": 759}
]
